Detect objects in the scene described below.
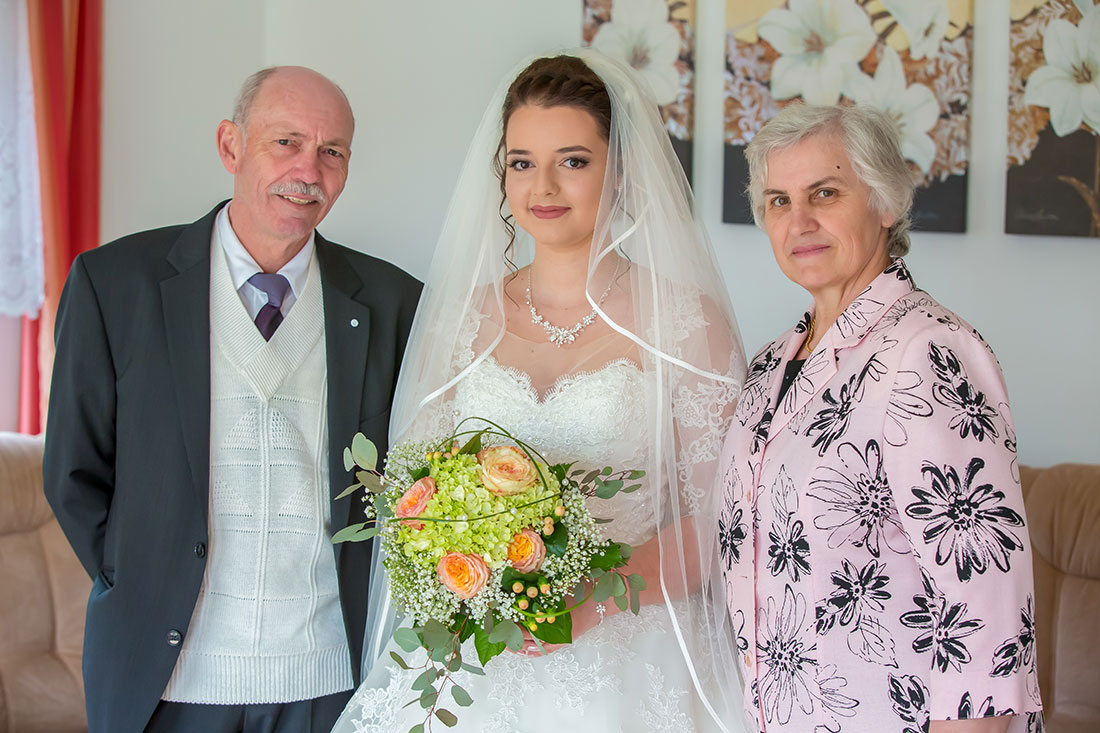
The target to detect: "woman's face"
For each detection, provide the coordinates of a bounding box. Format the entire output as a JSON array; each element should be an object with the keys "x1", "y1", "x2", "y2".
[
  {"x1": 761, "y1": 134, "x2": 894, "y2": 303},
  {"x1": 504, "y1": 104, "x2": 609, "y2": 253}
]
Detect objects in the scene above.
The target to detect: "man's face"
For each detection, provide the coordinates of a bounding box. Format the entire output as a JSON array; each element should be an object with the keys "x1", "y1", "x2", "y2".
[{"x1": 218, "y1": 68, "x2": 354, "y2": 256}]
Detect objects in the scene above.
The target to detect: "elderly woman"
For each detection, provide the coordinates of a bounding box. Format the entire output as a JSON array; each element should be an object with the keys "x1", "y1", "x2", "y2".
[{"x1": 717, "y1": 103, "x2": 1042, "y2": 733}]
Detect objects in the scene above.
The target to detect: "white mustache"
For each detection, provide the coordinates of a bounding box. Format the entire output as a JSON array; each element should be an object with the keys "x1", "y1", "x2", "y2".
[{"x1": 269, "y1": 181, "x2": 327, "y2": 205}]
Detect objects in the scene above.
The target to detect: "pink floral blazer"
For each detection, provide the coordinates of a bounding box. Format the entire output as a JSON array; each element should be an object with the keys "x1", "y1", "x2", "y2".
[{"x1": 718, "y1": 260, "x2": 1042, "y2": 732}]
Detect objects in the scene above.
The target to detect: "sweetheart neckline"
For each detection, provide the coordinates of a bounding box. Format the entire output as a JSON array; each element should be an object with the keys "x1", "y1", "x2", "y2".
[{"x1": 478, "y1": 356, "x2": 644, "y2": 406}]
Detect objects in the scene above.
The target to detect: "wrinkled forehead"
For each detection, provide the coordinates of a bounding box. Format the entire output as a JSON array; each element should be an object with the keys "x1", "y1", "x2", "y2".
[{"x1": 765, "y1": 132, "x2": 860, "y2": 188}]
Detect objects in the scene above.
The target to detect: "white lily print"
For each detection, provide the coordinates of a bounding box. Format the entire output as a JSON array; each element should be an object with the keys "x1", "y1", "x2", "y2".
[
  {"x1": 757, "y1": 0, "x2": 876, "y2": 106},
  {"x1": 591, "y1": 0, "x2": 681, "y2": 105},
  {"x1": 879, "y1": 0, "x2": 950, "y2": 60},
  {"x1": 1023, "y1": 3, "x2": 1100, "y2": 136},
  {"x1": 848, "y1": 47, "x2": 940, "y2": 173}
]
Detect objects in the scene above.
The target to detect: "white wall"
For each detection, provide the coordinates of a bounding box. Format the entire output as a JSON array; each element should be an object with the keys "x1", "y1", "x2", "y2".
[{"x1": 100, "y1": 0, "x2": 1099, "y2": 467}]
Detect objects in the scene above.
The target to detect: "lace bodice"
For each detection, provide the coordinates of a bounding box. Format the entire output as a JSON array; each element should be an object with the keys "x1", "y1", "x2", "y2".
[{"x1": 453, "y1": 356, "x2": 657, "y2": 547}]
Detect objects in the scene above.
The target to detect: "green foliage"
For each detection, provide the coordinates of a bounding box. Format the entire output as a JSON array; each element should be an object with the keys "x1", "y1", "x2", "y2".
[
  {"x1": 331, "y1": 524, "x2": 380, "y2": 544},
  {"x1": 472, "y1": 624, "x2": 506, "y2": 666},
  {"x1": 543, "y1": 522, "x2": 569, "y2": 557},
  {"x1": 487, "y1": 619, "x2": 524, "y2": 651},
  {"x1": 450, "y1": 684, "x2": 473, "y2": 707},
  {"x1": 351, "y1": 433, "x2": 378, "y2": 470},
  {"x1": 457, "y1": 431, "x2": 483, "y2": 455},
  {"x1": 393, "y1": 627, "x2": 421, "y2": 653},
  {"x1": 435, "y1": 709, "x2": 458, "y2": 727},
  {"x1": 531, "y1": 611, "x2": 573, "y2": 645}
]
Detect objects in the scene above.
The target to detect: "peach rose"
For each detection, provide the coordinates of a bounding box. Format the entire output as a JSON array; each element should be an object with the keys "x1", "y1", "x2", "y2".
[
  {"x1": 436, "y1": 552, "x2": 490, "y2": 599},
  {"x1": 507, "y1": 528, "x2": 547, "y2": 573},
  {"x1": 394, "y1": 476, "x2": 435, "y2": 530},
  {"x1": 476, "y1": 446, "x2": 539, "y2": 496}
]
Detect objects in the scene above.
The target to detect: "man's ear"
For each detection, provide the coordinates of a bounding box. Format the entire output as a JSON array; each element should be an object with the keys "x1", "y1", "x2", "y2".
[{"x1": 216, "y1": 119, "x2": 242, "y2": 174}]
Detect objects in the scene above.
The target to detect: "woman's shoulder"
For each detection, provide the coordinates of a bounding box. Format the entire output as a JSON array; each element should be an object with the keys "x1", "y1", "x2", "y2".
[{"x1": 877, "y1": 288, "x2": 1002, "y2": 368}]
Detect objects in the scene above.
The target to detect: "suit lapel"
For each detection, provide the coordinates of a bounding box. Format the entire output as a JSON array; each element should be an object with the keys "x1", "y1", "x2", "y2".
[
  {"x1": 160, "y1": 204, "x2": 221, "y2": 520},
  {"x1": 317, "y1": 236, "x2": 372, "y2": 564}
]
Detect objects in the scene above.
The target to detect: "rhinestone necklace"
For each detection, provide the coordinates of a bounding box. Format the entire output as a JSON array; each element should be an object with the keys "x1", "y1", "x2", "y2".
[{"x1": 526, "y1": 267, "x2": 616, "y2": 347}]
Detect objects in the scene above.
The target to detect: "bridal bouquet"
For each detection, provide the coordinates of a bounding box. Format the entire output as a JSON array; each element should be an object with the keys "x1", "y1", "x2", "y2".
[{"x1": 335, "y1": 419, "x2": 645, "y2": 731}]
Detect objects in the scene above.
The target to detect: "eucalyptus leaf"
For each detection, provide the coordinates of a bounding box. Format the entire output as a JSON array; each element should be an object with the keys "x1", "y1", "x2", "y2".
[
  {"x1": 362, "y1": 472, "x2": 385, "y2": 493},
  {"x1": 460, "y1": 662, "x2": 486, "y2": 676},
  {"x1": 332, "y1": 523, "x2": 379, "y2": 544},
  {"x1": 410, "y1": 725, "x2": 424, "y2": 733},
  {"x1": 435, "y1": 709, "x2": 459, "y2": 727},
  {"x1": 582, "y1": 469, "x2": 600, "y2": 484},
  {"x1": 451, "y1": 684, "x2": 474, "y2": 707},
  {"x1": 343, "y1": 447, "x2": 355, "y2": 473},
  {"x1": 335, "y1": 482, "x2": 362, "y2": 500},
  {"x1": 627, "y1": 573, "x2": 647, "y2": 591},
  {"x1": 613, "y1": 593, "x2": 629, "y2": 612},
  {"x1": 622, "y1": 483, "x2": 642, "y2": 494},
  {"x1": 488, "y1": 619, "x2": 524, "y2": 651},
  {"x1": 592, "y1": 572, "x2": 616, "y2": 603},
  {"x1": 446, "y1": 652, "x2": 462, "y2": 672},
  {"x1": 394, "y1": 627, "x2": 422, "y2": 653},
  {"x1": 594, "y1": 517, "x2": 614, "y2": 524},
  {"x1": 630, "y1": 584, "x2": 641, "y2": 615},
  {"x1": 628, "y1": 469, "x2": 645, "y2": 480},
  {"x1": 417, "y1": 689, "x2": 438, "y2": 709},
  {"x1": 594, "y1": 481, "x2": 619, "y2": 500},
  {"x1": 430, "y1": 644, "x2": 450, "y2": 663},
  {"x1": 389, "y1": 651, "x2": 410, "y2": 669},
  {"x1": 351, "y1": 433, "x2": 378, "y2": 470},
  {"x1": 601, "y1": 466, "x2": 612, "y2": 475},
  {"x1": 421, "y1": 620, "x2": 456, "y2": 651},
  {"x1": 411, "y1": 669, "x2": 434, "y2": 692},
  {"x1": 611, "y1": 573, "x2": 627, "y2": 598}
]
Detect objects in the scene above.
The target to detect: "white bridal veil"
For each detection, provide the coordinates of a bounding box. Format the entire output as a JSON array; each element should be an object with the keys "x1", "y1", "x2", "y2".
[{"x1": 364, "y1": 48, "x2": 748, "y2": 729}]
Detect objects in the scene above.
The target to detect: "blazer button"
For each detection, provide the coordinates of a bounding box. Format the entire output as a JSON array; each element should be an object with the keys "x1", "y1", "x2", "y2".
[
  {"x1": 167, "y1": 629, "x2": 182, "y2": 646},
  {"x1": 745, "y1": 652, "x2": 754, "y2": 667},
  {"x1": 194, "y1": 542, "x2": 206, "y2": 558}
]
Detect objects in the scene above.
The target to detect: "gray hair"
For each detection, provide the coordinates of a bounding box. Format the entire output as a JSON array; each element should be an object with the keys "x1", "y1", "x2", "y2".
[
  {"x1": 745, "y1": 103, "x2": 915, "y2": 258},
  {"x1": 232, "y1": 67, "x2": 279, "y2": 134}
]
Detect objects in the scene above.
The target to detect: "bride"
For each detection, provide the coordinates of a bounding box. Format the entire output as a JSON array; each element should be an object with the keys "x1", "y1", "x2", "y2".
[{"x1": 333, "y1": 49, "x2": 748, "y2": 732}]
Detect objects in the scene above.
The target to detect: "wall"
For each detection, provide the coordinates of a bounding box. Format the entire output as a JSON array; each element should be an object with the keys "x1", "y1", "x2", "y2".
[{"x1": 99, "y1": 0, "x2": 1099, "y2": 466}]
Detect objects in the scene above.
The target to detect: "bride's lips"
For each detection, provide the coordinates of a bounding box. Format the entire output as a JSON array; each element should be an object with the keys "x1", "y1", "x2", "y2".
[{"x1": 531, "y1": 206, "x2": 570, "y2": 219}]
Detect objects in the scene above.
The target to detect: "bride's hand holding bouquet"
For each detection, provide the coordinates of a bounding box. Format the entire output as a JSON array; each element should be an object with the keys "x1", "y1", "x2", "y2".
[{"x1": 334, "y1": 419, "x2": 645, "y2": 731}]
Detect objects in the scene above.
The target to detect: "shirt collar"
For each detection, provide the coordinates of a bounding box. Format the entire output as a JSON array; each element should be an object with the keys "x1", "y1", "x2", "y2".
[{"x1": 215, "y1": 203, "x2": 314, "y2": 297}]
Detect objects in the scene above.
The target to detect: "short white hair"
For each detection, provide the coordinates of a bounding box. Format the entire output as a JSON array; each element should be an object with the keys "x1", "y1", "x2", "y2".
[{"x1": 745, "y1": 103, "x2": 915, "y2": 258}]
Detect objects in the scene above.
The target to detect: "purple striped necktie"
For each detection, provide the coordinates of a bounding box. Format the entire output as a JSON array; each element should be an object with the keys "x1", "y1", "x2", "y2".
[{"x1": 248, "y1": 272, "x2": 291, "y2": 341}]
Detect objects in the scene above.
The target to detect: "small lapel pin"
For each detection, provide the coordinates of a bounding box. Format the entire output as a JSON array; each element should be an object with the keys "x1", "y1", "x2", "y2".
[{"x1": 350, "y1": 318, "x2": 359, "y2": 328}]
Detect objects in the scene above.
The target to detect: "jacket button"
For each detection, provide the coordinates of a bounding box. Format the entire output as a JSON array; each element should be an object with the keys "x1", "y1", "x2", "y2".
[
  {"x1": 194, "y1": 542, "x2": 206, "y2": 558},
  {"x1": 167, "y1": 629, "x2": 182, "y2": 646}
]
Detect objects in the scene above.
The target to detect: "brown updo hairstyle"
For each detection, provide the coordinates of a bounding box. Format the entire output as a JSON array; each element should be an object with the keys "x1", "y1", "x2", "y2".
[{"x1": 493, "y1": 55, "x2": 613, "y2": 263}]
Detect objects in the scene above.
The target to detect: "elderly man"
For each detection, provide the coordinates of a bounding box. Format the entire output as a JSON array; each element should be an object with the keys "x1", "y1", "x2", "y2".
[{"x1": 44, "y1": 66, "x2": 421, "y2": 732}]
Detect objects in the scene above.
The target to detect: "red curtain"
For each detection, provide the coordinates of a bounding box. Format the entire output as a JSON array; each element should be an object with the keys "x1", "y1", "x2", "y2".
[{"x1": 18, "y1": 0, "x2": 102, "y2": 434}]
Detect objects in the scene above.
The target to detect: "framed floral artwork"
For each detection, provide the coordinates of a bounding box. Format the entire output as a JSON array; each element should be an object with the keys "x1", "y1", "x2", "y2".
[
  {"x1": 583, "y1": 0, "x2": 696, "y2": 181},
  {"x1": 1006, "y1": 0, "x2": 1099, "y2": 237},
  {"x1": 723, "y1": 0, "x2": 974, "y2": 231}
]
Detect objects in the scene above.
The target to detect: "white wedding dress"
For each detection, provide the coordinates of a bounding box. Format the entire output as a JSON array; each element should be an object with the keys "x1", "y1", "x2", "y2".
[{"x1": 331, "y1": 346, "x2": 736, "y2": 733}]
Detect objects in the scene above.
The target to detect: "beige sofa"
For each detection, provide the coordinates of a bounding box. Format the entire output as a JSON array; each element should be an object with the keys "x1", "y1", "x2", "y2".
[
  {"x1": 1, "y1": 430, "x2": 1097, "y2": 731},
  {"x1": 0, "y1": 433, "x2": 88, "y2": 732}
]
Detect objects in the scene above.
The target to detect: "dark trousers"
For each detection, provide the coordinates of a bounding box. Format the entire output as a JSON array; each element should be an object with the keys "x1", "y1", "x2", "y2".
[{"x1": 144, "y1": 690, "x2": 353, "y2": 733}]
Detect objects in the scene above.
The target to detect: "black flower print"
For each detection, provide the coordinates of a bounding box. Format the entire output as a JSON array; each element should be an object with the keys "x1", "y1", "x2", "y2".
[
  {"x1": 884, "y1": 259, "x2": 914, "y2": 284},
  {"x1": 900, "y1": 569, "x2": 985, "y2": 673},
  {"x1": 739, "y1": 341, "x2": 783, "y2": 426},
  {"x1": 751, "y1": 408, "x2": 773, "y2": 455},
  {"x1": 823, "y1": 558, "x2": 892, "y2": 628},
  {"x1": 991, "y1": 595, "x2": 1038, "y2": 685},
  {"x1": 758, "y1": 586, "x2": 818, "y2": 725},
  {"x1": 928, "y1": 341, "x2": 999, "y2": 442},
  {"x1": 884, "y1": 370, "x2": 934, "y2": 447},
  {"x1": 806, "y1": 357, "x2": 882, "y2": 456},
  {"x1": 808, "y1": 440, "x2": 909, "y2": 557},
  {"x1": 732, "y1": 609, "x2": 750, "y2": 655},
  {"x1": 958, "y1": 691, "x2": 1014, "y2": 719},
  {"x1": 807, "y1": 377, "x2": 859, "y2": 457},
  {"x1": 887, "y1": 673, "x2": 930, "y2": 733},
  {"x1": 719, "y1": 501, "x2": 747, "y2": 570},
  {"x1": 906, "y1": 457, "x2": 1026, "y2": 582},
  {"x1": 767, "y1": 469, "x2": 811, "y2": 582}
]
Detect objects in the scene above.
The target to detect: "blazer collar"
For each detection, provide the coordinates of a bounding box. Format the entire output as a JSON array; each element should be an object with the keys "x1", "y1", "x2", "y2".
[{"x1": 764, "y1": 259, "x2": 916, "y2": 442}]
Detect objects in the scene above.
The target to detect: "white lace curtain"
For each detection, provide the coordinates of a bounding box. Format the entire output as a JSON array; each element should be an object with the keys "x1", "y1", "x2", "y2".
[{"x1": 0, "y1": 0, "x2": 44, "y2": 317}]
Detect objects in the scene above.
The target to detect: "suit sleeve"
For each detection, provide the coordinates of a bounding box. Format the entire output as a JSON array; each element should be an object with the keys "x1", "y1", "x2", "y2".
[
  {"x1": 43, "y1": 255, "x2": 117, "y2": 580},
  {"x1": 880, "y1": 323, "x2": 1041, "y2": 722}
]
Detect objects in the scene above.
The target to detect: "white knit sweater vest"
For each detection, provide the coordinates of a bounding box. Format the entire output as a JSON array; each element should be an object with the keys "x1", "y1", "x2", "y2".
[{"x1": 162, "y1": 239, "x2": 353, "y2": 704}]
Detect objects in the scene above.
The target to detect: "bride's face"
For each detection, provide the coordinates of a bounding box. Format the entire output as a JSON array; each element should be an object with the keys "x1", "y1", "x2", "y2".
[{"x1": 503, "y1": 104, "x2": 609, "y2": 253}]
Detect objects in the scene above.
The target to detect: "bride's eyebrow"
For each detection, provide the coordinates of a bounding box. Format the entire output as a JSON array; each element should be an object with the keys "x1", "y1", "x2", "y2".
[{"x1": 504, "y1": 145, "x2": 593, "y2": 156}]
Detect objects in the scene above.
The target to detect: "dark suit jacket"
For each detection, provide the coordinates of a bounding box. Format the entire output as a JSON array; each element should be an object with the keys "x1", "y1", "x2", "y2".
[{"x1": 42, "y1": 202, "x2": 421, "y2": 733}]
